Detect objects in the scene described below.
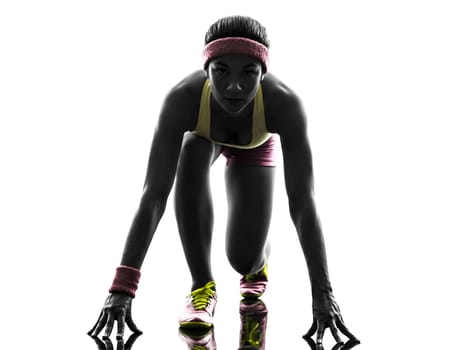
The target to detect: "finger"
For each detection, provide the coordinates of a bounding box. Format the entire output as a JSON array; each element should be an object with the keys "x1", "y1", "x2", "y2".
[
  {"x1": 331, "y1": 342, "x2": 344, "y2": 350},
  {"x1": 116, "y1": 311, "x2": 126, "y2": 339},
  {"x1": 303, "y1": 336, "x2": 317, "y2": 350},
  {"x1": 335, "y1": 310, "x2": 344, "y2": 323},
  {"x1": 88, "y1": 310, "x2": 104, "y2": 336},
  {"x1": 91, "y1": 311, "x2": 109, "y2": 337},
  {"x1": 303, "y1": 319, "x2": 317, "y2": 338},
  {"x1": 126, "y1": 309, "x2": 142, "y2": 334},
  {"x1": 342, "y1": 338, "x2": 361, "y2": 350},
  {"x1": 125, "y1": 332, "x2": 142, "y2": 350},
  {"x1": 336, "y1": 318, "x2": 358, "y2": 341},
  {"x1": 316, "y1": 322, "x2": 326, "y2": 345},
  {"x1": 116, "y1": 337, "x2": 124, "y2": 350},
  {"x1": 90, "y1": 335, "x2": 106, "y2": 350},
  {"x1": 103, "y1": 337, "x2": 114, "y2": 350},
  {"x1": 103, "y1": 313, "x2": 116, "y2": 339},
  {"x1": 330, "y1": 320, "x2": 344, "y2": 344}
]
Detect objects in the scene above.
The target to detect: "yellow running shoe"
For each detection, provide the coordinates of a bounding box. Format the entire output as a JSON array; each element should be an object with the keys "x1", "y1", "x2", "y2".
[
  {"x1": 179, "y1": 327, "x2": 217, "y2": 350},
  {"x1": 239, "y1": 298, "x2": 268, "y2": 349},
  {"x1": 240, "y1": 265, "x2": 268, "y2": 298},
  {"x1": 179, "y1": 281, "x2": 217, "y2": 329}
]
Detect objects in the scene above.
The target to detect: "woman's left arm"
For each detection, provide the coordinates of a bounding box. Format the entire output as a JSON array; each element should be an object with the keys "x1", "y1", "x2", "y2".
[{"x1": 276, "y1": 92, "x2": 358, "y2": 346}]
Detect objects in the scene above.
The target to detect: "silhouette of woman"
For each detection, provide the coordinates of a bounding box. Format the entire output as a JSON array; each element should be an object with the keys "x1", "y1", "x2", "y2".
[{"x1": 88, "y1": 15, "x2": 359, "y2": 346}]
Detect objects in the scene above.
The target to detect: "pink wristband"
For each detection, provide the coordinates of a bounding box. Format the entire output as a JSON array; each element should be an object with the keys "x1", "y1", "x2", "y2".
[{"x1": 109, "y1": 265, "x2": 141, "y2": 298}]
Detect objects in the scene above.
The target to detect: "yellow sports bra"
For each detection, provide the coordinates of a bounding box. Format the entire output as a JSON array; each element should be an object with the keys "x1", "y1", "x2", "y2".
[{"x1": 192, "y1": 80, "x2": 270, "y2": 149}]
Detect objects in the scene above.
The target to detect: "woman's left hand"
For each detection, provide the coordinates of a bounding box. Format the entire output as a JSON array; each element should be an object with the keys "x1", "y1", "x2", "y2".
[{"x1": 303, "y1": 293, "x2": 359, "y2": 346}]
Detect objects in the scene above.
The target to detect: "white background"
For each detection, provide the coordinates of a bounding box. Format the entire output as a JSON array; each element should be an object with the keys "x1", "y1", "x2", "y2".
[{"x1": 1, "y1": 1, "x2": 467, "y2": 349}]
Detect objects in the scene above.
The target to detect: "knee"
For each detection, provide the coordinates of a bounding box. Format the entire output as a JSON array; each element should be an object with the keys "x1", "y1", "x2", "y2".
[{"x1": 226, "y1": 251, "x2": 263, "y2": 276}]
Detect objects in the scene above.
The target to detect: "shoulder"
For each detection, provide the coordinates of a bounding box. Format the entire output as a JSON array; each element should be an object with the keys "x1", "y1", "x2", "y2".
[
  {"x1": 159, "y1": 70, "x2": 207, "y2": 130},
  {"x1": 261, "y1": 73, "x2": 306, "y2": 134},
  {"x1": 165, "y1": 70, "x2": 207, "y2": 106}
]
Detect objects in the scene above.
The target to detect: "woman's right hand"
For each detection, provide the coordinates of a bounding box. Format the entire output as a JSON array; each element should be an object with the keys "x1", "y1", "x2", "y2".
[{"x1": 88, "y1": 293, "x2": 142, "y2": 339}]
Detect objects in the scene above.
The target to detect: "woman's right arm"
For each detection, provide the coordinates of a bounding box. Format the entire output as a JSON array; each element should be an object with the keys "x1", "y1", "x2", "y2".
[
  {"x1": 88, "y1": 83, "x2": 196, "y2": 339},
  {"x1": 119, "y1": 89, "x2": 189, "y2": 269}
]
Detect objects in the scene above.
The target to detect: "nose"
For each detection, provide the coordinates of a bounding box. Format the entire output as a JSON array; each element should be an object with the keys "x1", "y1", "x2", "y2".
[{"x1": 226, "y1": 79, "x2": 243, "y2": 93}]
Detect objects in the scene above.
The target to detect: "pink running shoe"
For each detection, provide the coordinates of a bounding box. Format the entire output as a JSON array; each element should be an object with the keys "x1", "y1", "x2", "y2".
[
  {"x1": 240, "y1": 265, "x2": 268, "y2": 298},
  {"x1": 179, "y1": 328, "x2": 217, "y2": 350},
  {"x1": 179, "y1": 281, "x2": 217, "y2": 329},
  {"x1": 239, "y1": 298, "x2": 268, "y2": 349}
]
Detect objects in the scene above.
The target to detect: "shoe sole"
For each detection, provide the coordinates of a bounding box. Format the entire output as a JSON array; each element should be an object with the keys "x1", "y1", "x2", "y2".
[
  {"x1": 241, "y1": 292, "x2": 264, "y2": 298},
  {"x1": 179, "y1": 327, "x2": 212, "y2": 338},
  {"x1": 179, "y1": 321, "x2": 213, "y2": 329}
]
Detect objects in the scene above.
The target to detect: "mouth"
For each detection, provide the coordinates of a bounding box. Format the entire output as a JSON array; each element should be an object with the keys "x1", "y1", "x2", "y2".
[{"x1": 224, "y1": 97, "x2": 244, "y2": 105}]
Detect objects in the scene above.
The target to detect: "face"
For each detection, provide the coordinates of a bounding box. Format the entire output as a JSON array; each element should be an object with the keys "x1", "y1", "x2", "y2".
[{"x1": 206, "y1": 54, "x2": 263, "y2": 116}]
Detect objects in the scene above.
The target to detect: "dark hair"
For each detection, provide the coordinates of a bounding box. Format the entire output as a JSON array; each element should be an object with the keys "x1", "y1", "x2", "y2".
[{"x1": 204, "y1": 15, "x2": 270, "y2": 48}]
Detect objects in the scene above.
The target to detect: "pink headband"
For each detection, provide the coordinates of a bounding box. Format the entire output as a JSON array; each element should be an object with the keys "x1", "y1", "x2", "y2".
[{"x1": 202, "y1": 37, "x2": 269, "y2": 72}]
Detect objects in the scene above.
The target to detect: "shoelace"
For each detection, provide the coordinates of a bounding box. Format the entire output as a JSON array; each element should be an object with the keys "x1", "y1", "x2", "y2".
[
  {"x1": 241, "y1": 318, "x2": 262, "y2": 347},
  {"x1": 189, "y1": 281, "x2": 216, "y2": 310},
  {"x1": 244, "y1": 272, "x2": 258, "y2": 283},
  {"x1": 243, "y1": 265, "x2": 268, "y2": 282},
  {"x1": 192, "y1": 345, "x2": 208, "y2": 350}
]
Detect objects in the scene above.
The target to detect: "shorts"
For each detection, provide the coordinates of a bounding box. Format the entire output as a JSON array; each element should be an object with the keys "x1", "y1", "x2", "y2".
[{"x1": 221, "y1": 134, "x2": 279, "y2": 167}]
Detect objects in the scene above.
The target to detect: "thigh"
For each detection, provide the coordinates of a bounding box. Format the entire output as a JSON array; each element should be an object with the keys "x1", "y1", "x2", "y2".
[
  {"x1": 175, "y1": 133, "x2": 222, "y2": 205},
  {"x1": 177, "y1": 133, "x2": 222, "y2": 173},
  {"x1": 225, "y1": 165, "x2": 276, "y2": 258}
]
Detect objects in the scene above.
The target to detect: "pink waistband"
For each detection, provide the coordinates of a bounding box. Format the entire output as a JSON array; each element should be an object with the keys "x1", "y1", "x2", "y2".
[{"x1": 221, "y1": 135, "x2": 278, "y2": 167}]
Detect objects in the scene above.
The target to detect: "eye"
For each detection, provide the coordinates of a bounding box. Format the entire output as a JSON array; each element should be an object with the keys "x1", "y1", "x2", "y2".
[
  {"x1": 215, "y1": 68, "x2": 227, "y2": 76},
  {"x1": 245, "y1": 69, "x2": 260, "y2": 77}
]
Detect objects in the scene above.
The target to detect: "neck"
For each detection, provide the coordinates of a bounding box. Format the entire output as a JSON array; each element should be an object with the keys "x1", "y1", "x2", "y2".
[{"x1": 210, "y1": 98, "x2": 254, "y2": 119}]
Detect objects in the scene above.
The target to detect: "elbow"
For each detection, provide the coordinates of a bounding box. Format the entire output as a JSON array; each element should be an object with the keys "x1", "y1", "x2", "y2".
[
  {"x1": 287, "y1": 193, "x2": 316, "y2": 224},
  {"x1": 139, "y1": 187, "x2": 169, "y2": 217}
]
